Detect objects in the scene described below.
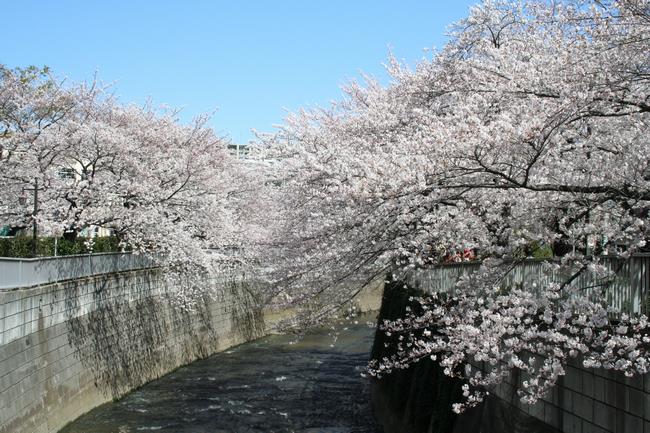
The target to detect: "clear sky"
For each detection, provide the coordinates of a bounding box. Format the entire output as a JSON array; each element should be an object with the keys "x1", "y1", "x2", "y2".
[{"x1": 1, "y1": 1, "x2": 476, "y2": 143}]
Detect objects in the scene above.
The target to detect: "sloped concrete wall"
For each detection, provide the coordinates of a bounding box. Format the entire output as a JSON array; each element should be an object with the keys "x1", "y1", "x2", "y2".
[
  {"x1": 0, "y1": 269, "x2": 274, "y2": 433},
  {"x1": 371, "y1": 279, "x2": 650, "y2": 433},
  {"x1": 473, "y1": 359, "x2": 650, "y2": 433}
]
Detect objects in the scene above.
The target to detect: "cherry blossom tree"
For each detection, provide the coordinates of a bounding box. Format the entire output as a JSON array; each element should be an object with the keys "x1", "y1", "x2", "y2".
[
  {"x1": 0, "y1": 65, "x2": 87, "y2": 229},
  {"x1": 3, "y1": 0, "x2": 649, "y2": 412},
  {"x1": 264, "y1": 0, "x2": 650, "y2": 411},
  {"x1": 0, "y1": 65, "x2": 258, "y2": 303}
]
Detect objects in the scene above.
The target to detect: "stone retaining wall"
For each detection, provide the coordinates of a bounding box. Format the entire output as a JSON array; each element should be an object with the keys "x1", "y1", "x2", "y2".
[
  {"x1": 479, "y1": 359, "x2": 650, "y2": 433},
  {"x1": 0, "y1": 269, "x2": 276, "y2": 433},
  {"x1": 371, "y1": 278, "x2": 650, "y2": 433}
]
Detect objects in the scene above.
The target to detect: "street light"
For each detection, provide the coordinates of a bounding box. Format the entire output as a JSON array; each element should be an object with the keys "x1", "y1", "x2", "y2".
[{"x1": 19, "y1": 178, "x2": 41, "y2": 258}]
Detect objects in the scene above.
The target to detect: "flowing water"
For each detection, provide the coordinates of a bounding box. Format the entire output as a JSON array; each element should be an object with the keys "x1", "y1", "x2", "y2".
[{"x1": 60, "y1": 315, "x2": 382, "y2": 433}]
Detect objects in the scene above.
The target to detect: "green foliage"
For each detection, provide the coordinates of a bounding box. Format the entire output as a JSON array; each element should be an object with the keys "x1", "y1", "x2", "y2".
[
  {"x1": 0, "y1": 236, "x2": 125, "y2": 258},
  {"x1": 531, "y1": 243, "x2": 554, "y2": 259},
  {"x1": 0, "y1": 64, "x2": 51, "y2": 85},
  {"x1": 513, "y1": 241, "x2": 554, "y2": 260}
]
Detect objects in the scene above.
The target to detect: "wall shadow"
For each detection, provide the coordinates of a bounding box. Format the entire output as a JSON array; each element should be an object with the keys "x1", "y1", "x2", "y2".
[
  {"x1": 226, "y1": 278, "x2": 266, "y2": 342},
  {"x1": 63, "y1": 270, "x2": 223, "y2": 399}
]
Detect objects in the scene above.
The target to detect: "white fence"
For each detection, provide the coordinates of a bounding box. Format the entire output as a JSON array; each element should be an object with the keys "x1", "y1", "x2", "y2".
[
  {"x1": 409, "y1": 254, "x2": 650, "y2": 315},
  {"x1": 0, "y1": 253, "x2": 157, "y2": 290}
]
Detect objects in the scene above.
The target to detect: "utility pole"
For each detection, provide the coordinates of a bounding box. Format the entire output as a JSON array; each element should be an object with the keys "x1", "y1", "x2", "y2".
[
  {"x1": 32, "y1": 178, "x2": 38, "y2": 258},
  {"x1": 19, "y1": 177, "x2": 41, "y2": 258}
]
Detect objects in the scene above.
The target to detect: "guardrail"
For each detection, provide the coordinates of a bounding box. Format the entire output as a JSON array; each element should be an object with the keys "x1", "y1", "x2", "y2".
[
  {"x1": 409, "y1": 254, "x2": 650, "y2": 315},
  {"x1": 0, "y1": 252, "x2": 158, "y2": 290}
]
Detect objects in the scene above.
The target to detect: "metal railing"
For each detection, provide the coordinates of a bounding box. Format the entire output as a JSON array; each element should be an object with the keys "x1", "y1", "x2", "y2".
[
  {"x1": 409, "y1": 254, "x2": 650, "y2": 315},
  {"x1": 0, "y1": 252, "x2": 157, "y2": 290}
]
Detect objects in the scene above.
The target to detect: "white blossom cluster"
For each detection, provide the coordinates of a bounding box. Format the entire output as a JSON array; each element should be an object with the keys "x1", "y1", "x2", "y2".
[
  {"x1": 2, "y1": 0, "x2": 650, "y2": 407},
  {"x1": 0, "y1": 65, "x2": 275, "y2": 304},
  {"x1": 368, "y1": 259, "x2": 650, "y2": 412},
  {"x1": 260, "y1": 0, "x2": 650, "y2": 409}
]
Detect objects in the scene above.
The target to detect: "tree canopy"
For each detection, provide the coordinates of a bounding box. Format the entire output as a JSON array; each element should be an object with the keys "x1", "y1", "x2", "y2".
[
  {"x1": 2, "y1": 0, "x2": 649, "y2": 412},
  {"x1": 261, "y1": 0, "x2": 650, "y2": 410},
  {"x1": 0, "y1": 66, "x2": 269, "y2": 301}
]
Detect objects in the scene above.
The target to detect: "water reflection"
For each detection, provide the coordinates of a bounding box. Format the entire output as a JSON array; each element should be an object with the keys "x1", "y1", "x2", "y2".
[{"x1": 60, "y1": 315, "x2": 381, "y2": 433}]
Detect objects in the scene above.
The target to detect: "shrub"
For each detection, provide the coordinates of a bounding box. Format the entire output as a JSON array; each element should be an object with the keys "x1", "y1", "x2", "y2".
[{"x1": 0, "y1": 236, "x2": 125, "y2": 258}]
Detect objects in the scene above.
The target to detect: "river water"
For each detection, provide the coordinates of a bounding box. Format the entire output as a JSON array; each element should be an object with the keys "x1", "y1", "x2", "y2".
[{"x1": 60, "y1": 315, "x2": 382, "y2": 433}]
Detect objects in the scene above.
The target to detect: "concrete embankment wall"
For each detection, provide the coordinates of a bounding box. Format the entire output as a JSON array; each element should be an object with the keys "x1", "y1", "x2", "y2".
[
  {"x1": 0, "y1": 267, "x2": 283, "y2": 433},
  {"x1": 461, "y1": 356, "x2": 650, "y2": 433},
  {"x1": 370, "y1": 279, "x2": 464, "y2": 433},
  {"x1": 371, "y1": 279, "x2": 650, "y2": 433}
]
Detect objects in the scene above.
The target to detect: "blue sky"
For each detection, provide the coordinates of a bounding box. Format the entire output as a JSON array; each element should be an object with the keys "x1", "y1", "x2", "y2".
[{"x1": 1, "y1": 1, "x2": 476, "y2": 143}]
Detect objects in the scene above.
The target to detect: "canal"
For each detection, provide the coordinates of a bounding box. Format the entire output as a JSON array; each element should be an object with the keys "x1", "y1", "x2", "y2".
[{"x1": 60, "y1": 314, "x2": 382, "y2": 433}]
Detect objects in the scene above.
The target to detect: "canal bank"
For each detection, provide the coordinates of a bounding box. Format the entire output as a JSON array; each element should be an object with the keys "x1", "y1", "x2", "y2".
[
  {"x1": 369, "y1": 276, "x2": 650, "y2": 433},
  {"x1": 0, "y1": 268, "x2": 274, "y2": 433},
  {"x1": 368, "y1": 278, "x2": 464, "y2": 433},
  {"x1": 0, "y1": 255, "x2": 383, "y2": 433},
  {"x1": 369, "y1": 278, "x2": 565, "y2": 433},
  {"x1": 59, "y1": 313, "x2": 382, "y2": 433}
]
